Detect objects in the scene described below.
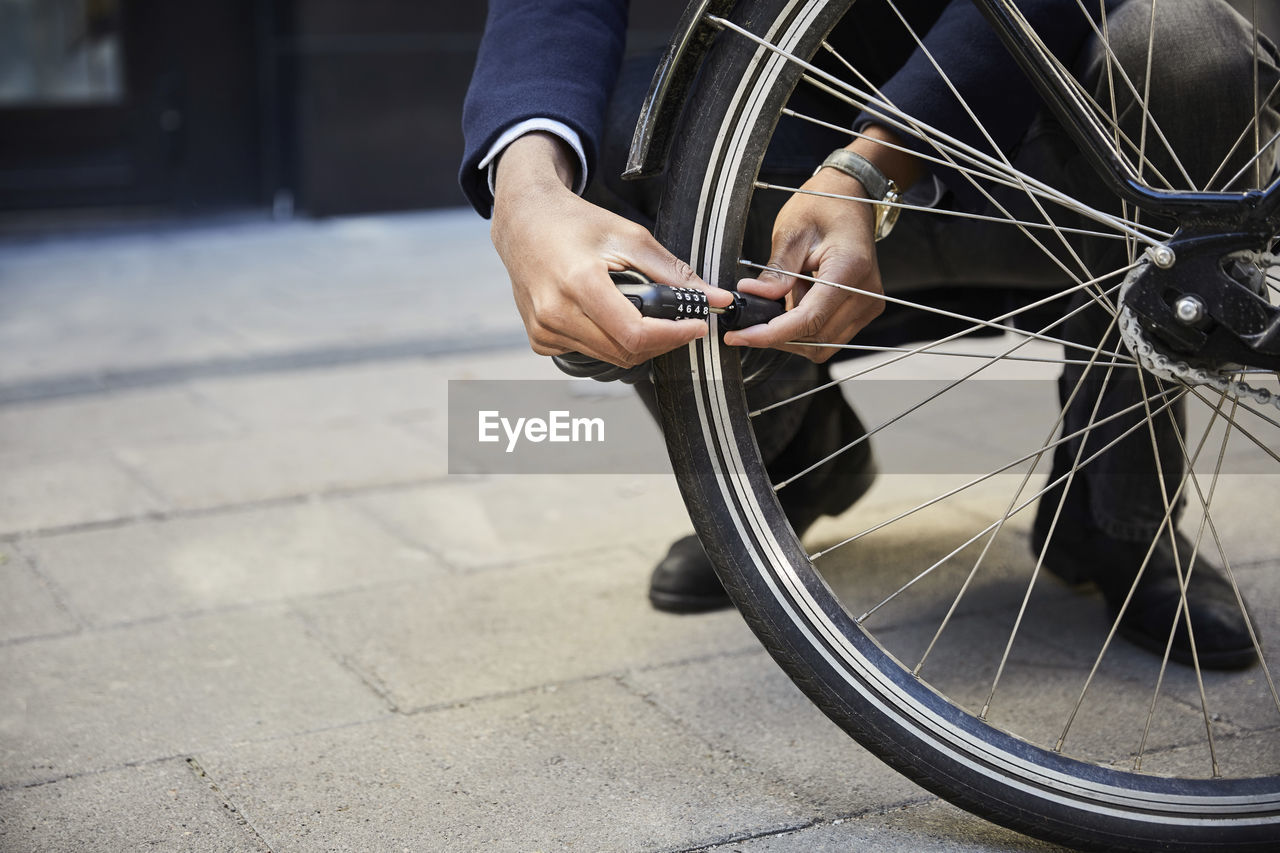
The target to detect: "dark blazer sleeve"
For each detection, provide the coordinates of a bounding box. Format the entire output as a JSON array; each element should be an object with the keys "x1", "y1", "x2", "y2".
[
  {"x1": 459, "y1": 0, "x2": 629, "y2": 217},
  {"x1": 861, "y1": 0, "x2": 1120, "y2": 209}
]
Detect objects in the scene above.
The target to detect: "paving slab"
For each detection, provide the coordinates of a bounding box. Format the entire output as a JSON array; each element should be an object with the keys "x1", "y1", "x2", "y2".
[
  {"x1": 0, "y1": 451, "x2": 163, "y2": 536},
  {"x1": 0, "y1": 606, "x2": 388, "y2": 787},
  {"x1": 0, "y1": 759, "x2": 269, "y2": 853},
  {"x1": 293, "y1": 548, "x2": 758, "y2": 710},
  {"x1": 624, "y1": 650, "x2": 925, "y2": 815},
  {"x1": 18, "y1": 501, "x2": 442, "y2": 628},
  {"x1": 196, "y1": 679, "x2": 816, "y2": 852},
  {"x1": 714, "y1": 800, "x2": 1071, "y2": 851},
  {"x1": 185, "y1": 348, "x2": 561, "y2": 442},
  {"x1": 0, "y1": 550, "x2": 78, "y2": 643},
  {"x1": 0, "y1": 211, "x2": 519, "y2": 388},
  {"x1": 355, "y1": 474, "x2": 693, "y2": 571},
  {"x1": 113, "y1": 421, "x2": 441, "y2": 511},
  {"x1": 0, "y1": 385, "x2": 240, "y2": 456}
]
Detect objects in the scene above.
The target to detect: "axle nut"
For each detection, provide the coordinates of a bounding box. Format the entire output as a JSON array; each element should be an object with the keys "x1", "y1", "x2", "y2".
[
  {"x1": 1174, "y1": 294, "x2": 1206, "y2": 325},
  {"x1": 1148, "y1": 245, "x2": 1176, "y2": 268}
]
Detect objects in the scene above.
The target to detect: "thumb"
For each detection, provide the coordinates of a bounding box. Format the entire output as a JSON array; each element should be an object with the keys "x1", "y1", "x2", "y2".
[
  {"x1": 628, "y1": 235, "x2": 734, "y2": 309},
  {"x1": 737, "y1": 228, "x2": 810, "y2": 301}
]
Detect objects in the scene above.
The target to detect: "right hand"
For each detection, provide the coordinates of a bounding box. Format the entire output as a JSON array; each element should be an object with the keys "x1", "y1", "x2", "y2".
[{"x1": 490, "y1": 132, "x2": 733, "y2": 368}]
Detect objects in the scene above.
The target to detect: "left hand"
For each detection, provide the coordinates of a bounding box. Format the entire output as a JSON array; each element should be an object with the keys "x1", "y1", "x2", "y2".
[{"x1": 722, "y1": 167, "x2": 885, "y2": 364}]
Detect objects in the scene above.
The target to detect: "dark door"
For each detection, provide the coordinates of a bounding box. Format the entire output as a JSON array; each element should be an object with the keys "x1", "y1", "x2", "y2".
[{"x1": 0, "y1": 0, "x2": 265, "y2": 213}]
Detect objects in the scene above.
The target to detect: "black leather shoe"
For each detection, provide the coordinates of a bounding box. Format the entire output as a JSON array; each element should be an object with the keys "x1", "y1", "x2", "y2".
[
  {"x1": 649, "y1": 383, "x2": 876, "y2": 614},
  {"x1": 649, "y1": 534, "x2": 733, "y2": 613},
  {"x1": 1032, "y1": 478, "x2": 1256, "y2": 670}
]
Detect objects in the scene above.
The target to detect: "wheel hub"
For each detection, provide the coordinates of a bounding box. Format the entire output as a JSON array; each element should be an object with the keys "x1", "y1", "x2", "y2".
[{"x1": 1120, "y1": 237, "x2": 1280, "y2": 374}]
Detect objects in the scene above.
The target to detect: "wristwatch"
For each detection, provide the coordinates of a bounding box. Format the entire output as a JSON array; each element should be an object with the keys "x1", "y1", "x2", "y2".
[{"x1": 815, "y1": 149, "x2": 901, "y2": 241}]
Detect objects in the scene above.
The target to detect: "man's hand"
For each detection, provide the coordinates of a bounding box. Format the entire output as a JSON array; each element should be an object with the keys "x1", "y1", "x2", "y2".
[
  {"x1": 491, "y1": 132, "x2": 733, "y2": 368},
  {"x1": 723, "y1": 167, "x2": 884, "y2": 364},
  {"x1": 723, "y1": 128, "x2": 921, "y2": 364}
]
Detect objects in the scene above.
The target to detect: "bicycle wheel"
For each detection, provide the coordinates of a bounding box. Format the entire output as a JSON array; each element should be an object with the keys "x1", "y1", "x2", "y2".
[{"x1": 651, "y1": 0, "x2": 1280, "y2": 849}]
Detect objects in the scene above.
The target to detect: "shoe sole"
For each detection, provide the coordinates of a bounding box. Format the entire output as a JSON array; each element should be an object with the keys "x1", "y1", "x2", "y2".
[{"x1": 648, "y1": 588, "x2": 733, "y2": 614}]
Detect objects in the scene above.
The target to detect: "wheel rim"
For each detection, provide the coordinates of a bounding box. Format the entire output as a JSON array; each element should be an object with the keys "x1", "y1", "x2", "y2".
[{"x1": 659, "y1": 0, "x2": 1280, "y2": 831}]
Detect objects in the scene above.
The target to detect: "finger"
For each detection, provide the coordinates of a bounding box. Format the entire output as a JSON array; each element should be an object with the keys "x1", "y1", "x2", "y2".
[
  {"x1": 725, "y1": 261, "x2": 876, "y2": 353},
  {"x1": 722, "y1": 292, "x2": 839, "y2": 350},
  {"x1": 734, "y1": 224, "x2": 813, "y2": 301},
  {"x1": 624, "y1": 231, "x2": 735, "y2": 309},
  {"x1": 578, "y1": 273, "x2": 709, "y2": 363}
]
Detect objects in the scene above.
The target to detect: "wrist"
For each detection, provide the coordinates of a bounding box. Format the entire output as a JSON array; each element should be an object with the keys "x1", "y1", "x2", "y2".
[
  {"x1": 847, "y1": 125, "x2": 922, "y2": 193},
  {"x1": 494, "y1": 132, "x2": 577, "y2": 201}
]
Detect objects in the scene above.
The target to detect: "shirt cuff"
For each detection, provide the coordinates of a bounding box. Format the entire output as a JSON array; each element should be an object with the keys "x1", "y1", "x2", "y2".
[{"x1": 479, "y1": 118, "x2": 590, "y2": 198}]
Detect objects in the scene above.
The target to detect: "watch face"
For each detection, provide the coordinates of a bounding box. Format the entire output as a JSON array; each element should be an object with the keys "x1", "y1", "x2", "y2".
[{"x1": 875, "y1": 191, "x2": 901, "y2": 241}]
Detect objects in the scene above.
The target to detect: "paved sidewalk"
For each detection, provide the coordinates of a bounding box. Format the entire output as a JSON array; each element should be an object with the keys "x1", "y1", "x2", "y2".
[{"x1": 0, "y1": 209, "x2": 1090, "y2": 851}]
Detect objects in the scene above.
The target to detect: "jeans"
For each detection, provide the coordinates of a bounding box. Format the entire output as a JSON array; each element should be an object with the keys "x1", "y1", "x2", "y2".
[{"x1": 590, "y1": 0, "x2": 1278, "y2": 542}]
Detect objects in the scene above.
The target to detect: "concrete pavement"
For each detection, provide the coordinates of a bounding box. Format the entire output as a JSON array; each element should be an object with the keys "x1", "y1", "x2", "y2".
[{"x1": 0, "y1": 208, "x2": 1213, "y2": 851}]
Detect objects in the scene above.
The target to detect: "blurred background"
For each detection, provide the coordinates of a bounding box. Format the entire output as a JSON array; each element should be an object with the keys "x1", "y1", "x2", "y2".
[
  {"x1": 0, "y1": 0, "x2": 691, "y2": 226},
  {"x1": 0, "y1": 0, "x2": 1273, "y2": 226},
  {"x1": 2, "y1": 5, "x2": 1279, "y2": 850}
]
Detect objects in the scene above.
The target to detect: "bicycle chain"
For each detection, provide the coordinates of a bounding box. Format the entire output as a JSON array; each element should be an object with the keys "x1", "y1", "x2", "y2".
[{"x1": 1117, "y1": 250, "x2": 1280, "y2": 412}]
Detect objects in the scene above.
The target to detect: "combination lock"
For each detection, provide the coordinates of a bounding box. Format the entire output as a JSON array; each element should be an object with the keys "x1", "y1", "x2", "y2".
[
  {"x1": 608, "y1": 269, "x2": 784, "y2": 330},
  {"x1": 552, "y1": 270, "x2": 786, "y2": 383}
]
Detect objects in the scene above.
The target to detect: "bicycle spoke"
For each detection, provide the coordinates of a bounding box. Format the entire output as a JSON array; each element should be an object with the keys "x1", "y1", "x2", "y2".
[
  {"x1": 1065, "y1": 0, "x2": 1196, "y2": 189},
  {"x1": 769, "y1": 291, "x2": 1134, "y2": 494},
  {"x1": 1129, "y1": 397, "x2": 1223, "y2": 772},
  {"x1": 1133, "y1": 367, "x2": 1221, "y2": 776},
  {"x1": 783, "y1": 340, "x2": 1133, "y2": 368},
  {"x1": 706, "y1": 13, "x2": 1168, "y2": 248},
  {"x1": 919, "y1": 316, "x2": 1125, "y2": 688},
  {"x1": 798, "y1": 70, "x2": 1173, "y2": 247},
  {"x1": 1222, "y1": 128, "x2": 1280, "y2": 193},
  {"x1": 881, "y1": 0, "x2": 1100, "y2": 282},
  {"x1": 1255, "y1": 0, "x2": 1263, "y2": 188},
  {"x1": 755, "y1": 179, "x2": 1133, "y2": 241},
  {"x1": 977, "y1": 324, "x2": 1127, "y2": 715},
  {"x1": 850, "y1": 387, "x2": 1184, "y2": 621},
  {"x1": 1203, "y1": 78, "x2": 1280, "y2": 191},
  {"x1": 747, "y1": 272, "x2": 1134, "y2": 430},
  {"x1": 1157, "y1": 390, "x2": 1280, "y2": 725},
  {"x1": 738, "y1": 262, "x2": 1133, "y2": 398},
  {"x1": 1052, "y1": 384, "x2": 1218, "y2": 756}
]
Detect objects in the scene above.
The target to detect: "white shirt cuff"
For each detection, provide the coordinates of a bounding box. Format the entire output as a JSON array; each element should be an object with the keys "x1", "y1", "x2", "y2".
[{"x1": 479, "y1": 118, "x2": 590, "y2": 199}]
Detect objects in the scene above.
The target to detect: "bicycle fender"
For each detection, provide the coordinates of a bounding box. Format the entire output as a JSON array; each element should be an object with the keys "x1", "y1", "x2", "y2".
[{"x1": 623, "y1": 0, "x2": 738, "y2": 180}]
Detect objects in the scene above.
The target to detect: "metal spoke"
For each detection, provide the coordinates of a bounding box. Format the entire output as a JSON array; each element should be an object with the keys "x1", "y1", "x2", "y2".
[
  {"x1": 705, "y1": 13, "x2": 1167, "y2": 248},
  {"x1": 1222, "y1": 128, "x2": 1280, "y2": 192},
  {"x1": 1203, "y1": 77, "x2": 1280, "y2": 190},
  {"x1": 738, "y1": 263, "x2": 1133, "y2": 403},
  {"x1": 784, "y1": 339, "x2": 1137, "y2": 368},
  {"x1": 798, "y1": 69, "x2": 1171, "y2": 248},
  {"x1": 919, "y1": 315, "x2": 1125, "y2": 687},
  {"x1": 880, "y1": 0, "x2": 1098, "y2": 282},
  {"x1": 1255, "y1": 0, "x2": 1264, "y2": 188},
  {"x1": 755, "y1": 180, "x2": 1133, "y2": 241},
  {"x1": 1066, "y1": 0, "x2": 1196, "y2": 189},
  {"x1": 1051, "y1": 385, "x2": 1219, "y2": 756},
  {"x1": 1132, "y1": 367, "x2": 1220, "y2": 775},
  {"x1": 825, "y1": 386, "x2": 1182, "y2": 571},
  {"x1": 747, "y1": 268, "x2": 1137, "y2": 424}
]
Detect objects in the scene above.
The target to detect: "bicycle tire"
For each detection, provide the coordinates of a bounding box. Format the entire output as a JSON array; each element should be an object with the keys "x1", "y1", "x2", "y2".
[{"x1": 650, "y1": 0, "x2": 1280, "y2": 849}]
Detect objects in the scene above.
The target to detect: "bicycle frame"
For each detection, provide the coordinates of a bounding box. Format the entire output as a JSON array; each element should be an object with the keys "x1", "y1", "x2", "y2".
[
  {"x1": 628, "y1": 0, "x2": 1280, "y2": 235},
  {"x1": 977, "y1": 0, "x2": 1280, "y2": 233}
]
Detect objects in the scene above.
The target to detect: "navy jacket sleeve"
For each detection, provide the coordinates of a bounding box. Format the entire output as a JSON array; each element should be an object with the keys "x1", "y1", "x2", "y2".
[
  {"x1": 459, "y1": 0, "x2": 629, "y2": 217},
  {"x1": 863, "y1": 0, "x2": 1119, "y2": 209}
]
